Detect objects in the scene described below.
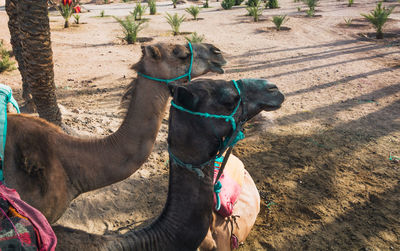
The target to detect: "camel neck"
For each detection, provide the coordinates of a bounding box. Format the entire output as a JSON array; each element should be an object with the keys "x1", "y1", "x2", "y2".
[
  {"x1": 106, "y1": 162, "x2": 213, "y2": 250},
  {"x1": 63, "y1": 77, "x2": 170, "y2": 194}
]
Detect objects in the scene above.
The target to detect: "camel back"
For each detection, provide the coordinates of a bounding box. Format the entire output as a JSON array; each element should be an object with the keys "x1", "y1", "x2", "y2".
[{"x1": 0, "y1": 84, "x2": 20, "y2": 181}]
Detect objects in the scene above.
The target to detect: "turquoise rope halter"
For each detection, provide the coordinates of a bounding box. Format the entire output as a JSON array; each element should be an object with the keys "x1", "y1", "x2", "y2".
[
  {"x1": 169, "y1": 80, "x2": 244, "y2": 169},
  {"x1": 171, "y1": 80, "x2": 243, "y2": 134},
  {"x1": 137, "y1": 42, "x2": 194, "y2": 84},
  {"x1": 169, "y1": 80, "x2": 246, "y2": 210}
]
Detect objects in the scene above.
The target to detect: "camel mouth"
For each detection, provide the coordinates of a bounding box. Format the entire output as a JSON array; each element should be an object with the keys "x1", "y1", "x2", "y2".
[
  {"x1": 263, "y1": 105, "x2": 282, "y2": 111},
  {"x1": 210, "y1": 61, "x2": 227, "y2": 74}
]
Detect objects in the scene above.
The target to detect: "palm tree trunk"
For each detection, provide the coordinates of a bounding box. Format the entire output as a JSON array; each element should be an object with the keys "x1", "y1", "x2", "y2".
[
  {"x1": 5, "y1": 0, "x2": 36, "y2": 113},
  {"x1": 17, "y1": 0, "x2": 62, "y2": 126}
]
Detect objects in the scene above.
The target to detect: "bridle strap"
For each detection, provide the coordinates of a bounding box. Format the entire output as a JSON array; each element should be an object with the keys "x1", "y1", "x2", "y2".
[{"x1": 137, "y1": 42, "x2": 193, "y2": 84}]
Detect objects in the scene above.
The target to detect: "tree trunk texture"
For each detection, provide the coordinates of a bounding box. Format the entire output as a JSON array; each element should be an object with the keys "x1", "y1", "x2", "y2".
[
  {"x1": 17, "y1": 0, "x2": 62, "y2": 125},
  {"x1": 5, "y1": 0, "x2": 36, "y2": 113}
]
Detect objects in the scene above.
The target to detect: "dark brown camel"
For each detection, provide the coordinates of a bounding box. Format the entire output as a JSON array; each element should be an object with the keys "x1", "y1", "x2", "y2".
[
  {"x1": 3, "y1": 42, "x2": 226, "y2": 224},
  {"x1": 53, "y1": 78, "x2": 284, "y2": 250}
]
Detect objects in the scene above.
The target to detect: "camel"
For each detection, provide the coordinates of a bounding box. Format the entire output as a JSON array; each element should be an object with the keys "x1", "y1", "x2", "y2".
[
  {"x1": 3, "y1": 42, "x2": 227, "y2": 224},
  {"x1": 199, "y1": 154, "x2": 260, "y2": 251},
  {"x1": 53, "y1": 78, "x2": 284, "y2": 250}
]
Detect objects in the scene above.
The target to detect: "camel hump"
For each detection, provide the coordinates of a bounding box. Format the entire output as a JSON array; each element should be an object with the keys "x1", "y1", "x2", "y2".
[
  {"x1": 0, "y1": 84, "x2": 20, "y2": 181},
  {"x1": 224, "y1": 154, "x2": 245, "y2": 187}
]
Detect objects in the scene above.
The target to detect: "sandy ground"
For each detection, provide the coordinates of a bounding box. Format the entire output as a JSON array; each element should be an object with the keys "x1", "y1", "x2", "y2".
[{"x1": 0, "y1": 0, "x2": 400, "y2": 249}]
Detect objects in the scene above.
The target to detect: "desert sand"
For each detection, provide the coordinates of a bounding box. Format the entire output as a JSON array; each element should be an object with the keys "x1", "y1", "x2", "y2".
[{"x1": 0, "y1": 0, "x2": 399, "y2": 249}]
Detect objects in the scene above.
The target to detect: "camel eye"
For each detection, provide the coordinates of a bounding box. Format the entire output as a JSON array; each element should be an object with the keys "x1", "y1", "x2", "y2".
[
  {"x1": 211, "y1": 47, "x2": 222, "y2": 54},
  {"x1": 173, "y1": 47, "x2": 189, "y2": 59}
]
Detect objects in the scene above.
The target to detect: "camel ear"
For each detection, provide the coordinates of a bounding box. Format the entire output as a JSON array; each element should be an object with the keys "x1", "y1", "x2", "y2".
[
  {"x1": 174, "y1": 86, "x2": 199, "y2": 111},
  {"x1": 146, "y1": 45, "x2": 162, "y2": 60}
]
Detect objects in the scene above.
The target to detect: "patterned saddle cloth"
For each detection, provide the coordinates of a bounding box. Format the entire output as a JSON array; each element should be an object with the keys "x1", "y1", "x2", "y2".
[
  {"x1": 0, "y1": 197, "x2": 38, "y2": 251},
  {"x1": 213, "y1": 154, "x2": 245, "y2": 218}
]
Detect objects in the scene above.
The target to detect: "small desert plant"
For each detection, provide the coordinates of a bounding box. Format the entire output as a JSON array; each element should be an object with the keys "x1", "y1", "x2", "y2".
[
  {"x1": 73, "y1": 14, "x2": 80, "y2": 24},
  {"x1": 267, "y1": 0, "x2": 278, "y2": 8},
  {"x1": 203, "y1": 0, "x2": 209, "y2": 7},
  {"x1": 344, "y1": 17, "x2": 352, "y2": 25},
  {"x1": 361, "y1": 2, "x2": 395, "y2": 39},
  {"x1": 185, "y1": 6, "x2": 201, "y2": 20},
  {"x1": 303, "y1": 0, "x2": 318, "y2": 16},
  {"x1": 165, "y1": 13, "x2": 185, "y2": 35},
  {"x1": 272, "y1": 15, "x2": 287, "y2": 30},
  {"x1": 172, "y1": 0, "x2": 177, "y2": 8},
  {"x1": 221, "y1": 0, "x2": 235, "y2": 9},
  {"x1": 246, "y1": 1, "x2": 263, "y2": 21},
  {"x1": 348, "y1": 0, "x2": 353, "y2": 7},
  {"x1": 100, "y1": 10, "x2": 105, "y2": 17},
  {"x1": 60, "y1": 0, "x2": 74, "y2": 28},
  {"x1": 122, "y1": 0, "x2": 131, "y2": 2},
  {"x1": 131, "y1": 2, "x2": 148, "y2": 20},
  {"x1": 104, "y1": 0, "x2": 109, "y2": 3},
  {"x1": 148, "y1": 0, "x2": 157, "y2": 15},
  {"x1": 235, "y1": 0, "x2": 245, "y2": 5},
  {"x1": 297, "y1": 6, "x2": 301, "y2": 11},
  {"x1": 114, "y1": 16, "x2": 147, "y2": 44},
  {"x1": 0, "y1": 41, "x2": 16, "y2": 73},
  {"x1": 73, "y1": 5, "x2": 81, "y2": 24},
  {"x1": 305, "y1": 9, "x2": 314, "y2": 16},
  {"x1": 185, "y1": 32, "x2": 205, "y2": 43}
]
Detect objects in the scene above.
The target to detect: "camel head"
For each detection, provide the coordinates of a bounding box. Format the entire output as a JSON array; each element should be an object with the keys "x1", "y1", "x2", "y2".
[
  {"x1": 168, "y1": 78, "x2": 284, "y2": 168},
  {"x1": 134, "y1": 43, "x2": 227, "y2": 82}
]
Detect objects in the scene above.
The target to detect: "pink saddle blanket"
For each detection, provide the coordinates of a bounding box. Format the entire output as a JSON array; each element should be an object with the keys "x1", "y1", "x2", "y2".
[
  {"x1": 213, "y1": 154, "x2": 245, "y2": 218},
  {"x1": 0, "y1": 183, "x2": 57, "y2": 251}
]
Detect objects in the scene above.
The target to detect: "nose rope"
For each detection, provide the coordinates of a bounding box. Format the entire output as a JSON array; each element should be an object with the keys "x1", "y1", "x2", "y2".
[{"x1": 137, "y1": 42, "x2": 193, "y2": 84}]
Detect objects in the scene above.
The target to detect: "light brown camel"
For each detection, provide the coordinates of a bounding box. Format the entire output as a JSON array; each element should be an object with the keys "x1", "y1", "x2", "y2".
[
  {"x1": 53, "y1": 78, "x2": 284, "y2": 250},
  {"x1": 3, "y1": 42, "x2": 227, "y2": 224},
  {"x1": 199, "y1": 154, "x2": 260, "y2": 251}
]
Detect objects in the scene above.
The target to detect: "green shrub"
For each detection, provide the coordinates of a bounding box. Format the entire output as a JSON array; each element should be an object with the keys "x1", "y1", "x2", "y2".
[
  {"x1": 297, "y1": 6, "x2": 301, "y2": 11},
  {"x1": 361, "y1": 2, "x2": 394, "y2": 39},
  {"x1": 185, "y1": 32, "x2": 205, "y2": 43},
  {"x1": 305, "y1": 8, "x2": 314, "y2": 16},
  {"x1": 122, "y1": 0, "x2": 131, "y2": 2},
  {"x1": 100, "y1": 10, "x2": 105, "y2": 17},
  {"x1": 131, "y1": 2, "x2": 147, "y2": 20},
  {"x1": 114, "y1": 16, "x2": 147, "y2": 44},
  {"x1": 165, "y1": 13, "x2": 185, "y2": 35},
  {"x1": 0, "y1": 41, "x2": 16, "y2": 73},
  {"x1": 246, "y1": 1, "x2": 263, "y2": 21},
  {"x1": 148, "y1": 0, "x2": 157, "y2": 15},
  {"x1": 203, "y1": 0, "x2": 209, "y2": 8},
  {"x1": 267, "y1": 0, "x2": 278, "y2": 8},
  {"x1": 221, "y1": 0, "x2": 235, "y2": 9},
  {"x1": 348, "y1": 0, "x2": 353, "y2": 7},
  {"x1": 185, "y1": 6, "x2": 201, "y2": 20},
  {"x1": 235, "y1": 0, "x2": 244, "y2": 5},
  {"x1": 272, "y1": 15, "x2": 287, "y2": 30},
  {"x1": 303, "y1": 0, "x2": 318, "y2": 12},
  {"x1": 172, "y1": 0, "x2": 177, "y2": 8}
]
